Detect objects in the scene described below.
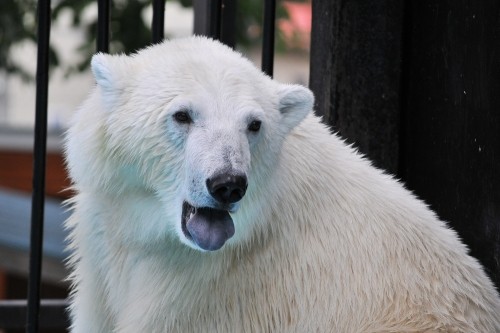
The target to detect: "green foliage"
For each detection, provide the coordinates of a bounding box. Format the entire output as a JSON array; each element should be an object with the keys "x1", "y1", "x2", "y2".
[
  {"x1": 1, "y1": 0, "x2": 305, "y2": 78},
  {"x1": 236, "y1": 0, "x2": 291, "y2": 52},
  {"x1": 53, "y1": 0, "x2": 153, "y2": 74},
  {"x1": 0, "y1": 0, "x2": 58, "y2": 80}
]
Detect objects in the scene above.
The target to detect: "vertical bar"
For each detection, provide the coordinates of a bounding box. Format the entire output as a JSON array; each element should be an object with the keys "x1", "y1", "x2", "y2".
[
  {"x1": 152, "y1": 0, "x2": 166, "y2": 44},
  {"x1": 26, "y1": 0, "x2": 51, "y2": 331},
  {"x1": 261, "y1": 0, "x2": 276, "y2": 77},
  {"x1": 193, "y1": 0, "x2": 222, "y2": 41},
  {"x1": 220, "y1": 0, "x2": 237, "y2": 48},
  {"x1": 209, "y1": 0, "x2": 222, "y2": 40},
  {"x1": 97, "y1": 0, "x2": 110, "y2": 53},
  {"x1": 193, "y1": 0, "x2": 209, "y2": 36}
]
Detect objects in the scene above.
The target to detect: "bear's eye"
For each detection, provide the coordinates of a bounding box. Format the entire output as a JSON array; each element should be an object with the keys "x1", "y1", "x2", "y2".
[
  {"x1": 248, "y1": 120, "x2": 262, "y2": 132},
  {"x1": 173, "y1": 110, "x2": 192, "y2": 124}
]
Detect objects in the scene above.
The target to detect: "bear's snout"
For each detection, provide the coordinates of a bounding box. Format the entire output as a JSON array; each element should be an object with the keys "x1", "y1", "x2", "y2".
[{"x1": 206, "y1": 173, "x2": 248, "y2": 204}]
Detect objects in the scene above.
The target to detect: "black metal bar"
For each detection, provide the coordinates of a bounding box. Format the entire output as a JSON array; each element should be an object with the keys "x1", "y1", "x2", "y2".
[
  {"x1": 97, "y1": 0, "x2": 110, "y2": 53},
  {"x1": 261, "y1": 0, "x2": 276, "y2": 77},
  {"x1": 193, "y1": 0, "x2": 223, "y2": 41},
  {"x1": 152, "y1": 0, "x2": 166, "y2": 43},
  {"x1": 220, "y1": 0, "x2": 237, "y2": 48},
  {"x1": 209, "y1": 0, "x2": 222, "y2": 40},
  {"x1": 1, "y1": 300, "x2": 70, "y2": 330},
  {"x1": 193, "y1": 0, "x2": 209, "y2": 36},
  {"x1": 26, "y1": 0, "x2": 51, "y2": 331}
]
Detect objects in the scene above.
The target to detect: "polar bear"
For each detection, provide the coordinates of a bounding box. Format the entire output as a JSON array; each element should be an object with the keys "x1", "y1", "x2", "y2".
[{"x1": 64, "y1": 36, "x2": 500, "y2": 332}]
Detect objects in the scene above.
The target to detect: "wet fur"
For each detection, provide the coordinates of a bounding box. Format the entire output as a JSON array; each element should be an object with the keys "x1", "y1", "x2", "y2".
[{"x1": 65, "y1": 37, "x2": 500, "y2": 332}]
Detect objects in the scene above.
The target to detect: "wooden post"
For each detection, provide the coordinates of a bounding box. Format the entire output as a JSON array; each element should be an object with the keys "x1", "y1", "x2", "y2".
[
  {"x1": 400, "y1": 0, "x2": 500, "y2": 287},
  {"x1": 309, "y1": 0, "x2": 405, "y2": 175},
  {"x1": 310, "y1": 0, "x2": 500, "y2": 289}
]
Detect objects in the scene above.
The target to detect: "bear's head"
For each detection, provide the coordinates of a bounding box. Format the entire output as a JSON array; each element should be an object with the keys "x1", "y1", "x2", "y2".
[{"x1": 66, "y1": 37, "x2": 313, "y2": 252}]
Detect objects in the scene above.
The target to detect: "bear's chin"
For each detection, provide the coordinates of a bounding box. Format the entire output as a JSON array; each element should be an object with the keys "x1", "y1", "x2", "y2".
[{"x1": 181, "y1": 202, "x2": 235, "y2": 251}]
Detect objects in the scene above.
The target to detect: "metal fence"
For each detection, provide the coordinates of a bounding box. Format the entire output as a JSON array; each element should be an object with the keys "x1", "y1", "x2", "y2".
[{"x1": 0, "y1": 0, "x2": 278, "y2": 331}]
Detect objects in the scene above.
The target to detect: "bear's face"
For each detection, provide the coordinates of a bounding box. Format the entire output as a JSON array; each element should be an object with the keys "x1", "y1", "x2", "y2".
[{"x1": 77, "y1": 37, "x2": 313, "y2": 251}]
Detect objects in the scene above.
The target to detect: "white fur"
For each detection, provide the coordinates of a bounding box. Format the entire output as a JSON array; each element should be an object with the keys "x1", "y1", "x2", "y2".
[{"x1": 65, "y1": 36, "x2": 500, "y2": 332}]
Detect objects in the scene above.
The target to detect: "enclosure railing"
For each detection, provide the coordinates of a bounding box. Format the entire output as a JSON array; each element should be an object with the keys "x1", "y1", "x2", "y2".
[
  {"x1": 0, "y1": 0, "x2": 276, "y2": 331},
  {"x1": 26, "y1": 0, "x2": 52, "y2": 330}
]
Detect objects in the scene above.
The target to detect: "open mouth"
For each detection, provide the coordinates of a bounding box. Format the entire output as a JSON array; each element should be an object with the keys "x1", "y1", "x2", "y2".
[{"x1": 181, "y1": 202, "x2": 235, "y2": 251}]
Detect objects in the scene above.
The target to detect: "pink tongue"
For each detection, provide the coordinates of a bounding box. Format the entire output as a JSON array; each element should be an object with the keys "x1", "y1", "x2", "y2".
[{"x1": 186, "y1": 208, "x2": 235, "y2": 251}]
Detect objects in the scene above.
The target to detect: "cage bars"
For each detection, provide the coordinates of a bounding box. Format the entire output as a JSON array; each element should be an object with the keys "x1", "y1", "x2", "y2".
[
  {"x1": 26, "y1": 0, "x2": 52, "y2": 331},
  {"x1": 152, "y1": 0, "x2": 166, "y2": 43},
  {"x1": 261, "y1": 0, "x2": 276, "y2": 77}
]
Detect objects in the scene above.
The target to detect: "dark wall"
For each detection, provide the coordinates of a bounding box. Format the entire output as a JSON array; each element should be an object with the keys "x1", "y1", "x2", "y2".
[
  {"x1": 310, "y1": 0, "x2": 500, "y2": 288},
  {"x1": 401, "y1": 0, "x2": 500, "y2": 285}
]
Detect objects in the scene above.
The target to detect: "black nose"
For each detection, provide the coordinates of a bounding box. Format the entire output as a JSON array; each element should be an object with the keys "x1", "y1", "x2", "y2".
[{"x1": 206, "y1": 173, "x2": 248, "y2": 204}]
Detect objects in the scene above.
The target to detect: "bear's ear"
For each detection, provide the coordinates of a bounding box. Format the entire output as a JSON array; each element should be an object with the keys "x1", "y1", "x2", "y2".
[
  {"x1": 91, "y1": 53, "x2": 131, "y2": 105},
  {"x1": 277, "y1": 84, "x2": 314, "y2": 132}
]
